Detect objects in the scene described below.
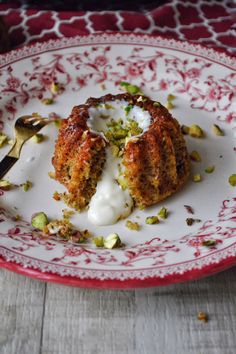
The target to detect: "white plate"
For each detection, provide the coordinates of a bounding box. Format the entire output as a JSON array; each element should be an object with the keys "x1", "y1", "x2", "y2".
[{"x1": 0, "y1": 33, "x2": 235, "y2": 288}]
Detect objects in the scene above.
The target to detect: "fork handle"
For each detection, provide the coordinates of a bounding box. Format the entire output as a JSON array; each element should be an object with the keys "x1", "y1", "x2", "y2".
[{"x1": 0, "y1": 155, "x2": 18, "y2": 179}]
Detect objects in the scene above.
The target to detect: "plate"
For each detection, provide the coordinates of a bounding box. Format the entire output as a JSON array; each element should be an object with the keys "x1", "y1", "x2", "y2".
[{"x1": 0, "y1": 33, "x2": 235, "y2": 289}]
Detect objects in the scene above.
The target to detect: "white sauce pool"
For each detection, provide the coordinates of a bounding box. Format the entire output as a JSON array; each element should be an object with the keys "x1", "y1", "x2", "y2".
[{"x1": 87, "y1": 100, "x2": 151, "y2": 226}]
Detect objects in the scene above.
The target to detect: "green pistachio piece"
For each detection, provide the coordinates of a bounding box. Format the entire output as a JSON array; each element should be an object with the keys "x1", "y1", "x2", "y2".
[
  {"x1": 166, "y1": 101, "x2": 174, "y2": 110},
  {"x1": 228, "y1": 174, "x2": 236, "y2": 186},
  {"x1": 153, "y1": 101, "x2": 161, "y2": 107},
  {"x1": 120, "y1": 81, "x2": 143, "y2": 95},
  {"x1": 126, "y1": 220, "x2": 141, "y2": 231},
  {"x1": 0, "y1": 179, "x2": 13, "y2": 190},
  {"x1": 212, "y1": 124, "x2": 224, "y2": 136},
  {"x1": 193, "y1": 174, "x2": 202, "y2": 182},
  {"x1": 189, "y1": 125, "x2": 204, "y2": 138},
  {"x1": 145, "y1": 216, "x2": 159, "y2": 224},
  {"x1": 41, "y1": 98, "x2": 54, "y2": 105},
  {"x1": 104, "y1": 233, "x2": 122, "y2": 249},
  {"x1": 205, "y1": 166, "x2": 215, "y2": 173},
  {"x1": 124, "y1": 105, "x2": 133, "y2": 116},
  {"x1": 50, "y1": 81, "x2": 60, "y2": 94},
  {"x1": 158, "y1": 207, "x2": 168, "y2": 219},
  {"x1": 92, "y1": 236, "x2": 105, "y2": 248},
  {"x1": 31, "y1": 133, "x2": 45, "y2": 143},
  {"x1": 21, "y1": 180, "x2": 33, "y2": 192},
  {"x1": 31, "y1": 212, "x2": 49, "y2": 230},
  {"x1": 181, "y1": 125, "x2": 190, "y2": 135},
  {"x1": 0, "y1": 132, "x2": 8, "y2": 148},
  {"x1": 167, "y1": 94, "x2": 176, "y2": 101},
  {"x1": 111, "y1": 145, "x2": 120, "y2": 157},
  {"x1": 117, "y1": 175, "x2": 128, "y2": 190},
  {"x1": 190, "y1": 150, "x2": 201, "y2": 162}
]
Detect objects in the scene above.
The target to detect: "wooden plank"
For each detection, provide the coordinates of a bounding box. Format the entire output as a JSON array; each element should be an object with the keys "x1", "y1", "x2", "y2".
[
  {"x1": 41, "y1": 285, "x2": 136, "y2": 354},
  {"x1": 135, "y1": 268, "x2": 236, "y2": 354},
  {"x1": 0, "y1": 269, "x2": 46, "y2": 354}
]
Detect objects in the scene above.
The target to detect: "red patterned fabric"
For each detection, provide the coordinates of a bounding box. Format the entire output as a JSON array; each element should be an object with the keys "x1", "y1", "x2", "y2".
[{"x1": 0, "y1": 1, "x2": 235, "y2": 53}]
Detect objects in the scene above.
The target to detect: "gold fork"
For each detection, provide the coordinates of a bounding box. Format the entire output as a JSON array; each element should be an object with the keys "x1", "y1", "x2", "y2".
[{"x1": 0, "y1": 115, "x2": 51, "y2": 179}]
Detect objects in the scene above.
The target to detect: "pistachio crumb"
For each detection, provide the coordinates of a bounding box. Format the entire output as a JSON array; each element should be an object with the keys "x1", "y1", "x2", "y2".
[
  {"x1": 158, "y1": 207, "x2": 168, "y2": 219},
  {"x1": 48, "y1": 171, "x2": 55, "y2": 179},
  {"x1": 50, "y1": 81, "x2": 60, "y2": 94},
  {"x1": 0, "y1": 179, "x2": 13, "y2": 190},
  {"x1": 167, "y1": 94, "x2": 176, "y2": 101},
  {"x1": 41, "y1": 98, "x2": 54, "y2": 105},
  {"x1": 153, "y1": 101, "x2": 161, "y2": 107},
  {"x1": 104, "y1": 233, "x2": 122, "y2": 249},
  {"x1": 92, "y1": 236, "x2": 104, "y2": 248},
  {"x1": 205, "y1": 166, "x2": 215, "y2": 174},
  {"x1": 31, "y1": 133, "x2": 45, "y2": 143},
  {"x1": 228, "y1": 174, "x2": 236, "y2": 187},
  {"x1": 119, "y1": 81, "x2": 143, "y2": 95},
  {"x1": 197, "y1": 312, "x2": 208, "y2": 323},
  {"x1": 145, "y1": 216, "x2": 159, "y2": 225},
  {"x1": 189, "y1": 125, "x2": 204, "y2": 138},
  {"x1": 31, "y1": 212, "x2": 49, "y2": 230},
  {"x1": 212, "y1": 124, "x2": 224, "y2": 136},
  {"x1": 166, "y1": 101, "x2": 174, "y2": 110},
  {"x1": 0, "y1": 132, "x2": 9, "y2": 148},
  {"x1": 181, "y1": 125, "x2": 190, "y2": 135},
  {"x1": 126, "y1": 220, "x2": 141, "y2": 231},
  {"x1": 190, "y1": 150, "x2": 201, "y2": 162},
  {"x1": 193, "y1": 174, "x2": 202, "y2": 182},
  {"x1": 21, "y1": 180, "x2": 33, "y2": 192},
  {"x1": 62, "y1": 209, "x2": 75, "y2": 220}
]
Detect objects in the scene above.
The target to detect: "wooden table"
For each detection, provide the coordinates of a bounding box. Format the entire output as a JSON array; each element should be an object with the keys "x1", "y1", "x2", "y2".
[{"x1": 1, "y1": 267, "x2": 236, "y2": 354}]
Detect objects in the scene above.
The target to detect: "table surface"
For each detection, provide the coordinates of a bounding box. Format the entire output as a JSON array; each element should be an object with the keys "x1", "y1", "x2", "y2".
[{"x1": 1, "y1": 267, "x2": 236, "y2": 354}]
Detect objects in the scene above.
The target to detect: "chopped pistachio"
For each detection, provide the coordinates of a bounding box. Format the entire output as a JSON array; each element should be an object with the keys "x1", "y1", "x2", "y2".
[
  {"x1": 31, "y1": 133, "x2": 45, "y2": 143},
  {"x1": 50, "y1": 81, "x2": 60, "y2": 94},
  {"x1": 181, "y1": 125, "x2": 190, "y2": 135},
  {"x1": 111, "y1": 145, "x2": 120, "y2": 157},
  {"x1": 158, "y1": 207, "x2": 168, "y2": 219},
  {"x1": 0, "y1": 132, "x2": 8, "y2": 148},
  {"x1": 189, "y1": 125, "x2": 204, "y2": 138},
  {"x1": 145, "y1": 216, "x2": 159, "y2": 224},
  {"x1": 21, "y1": 180, "x2": 32, "y2": 192},
  {"x1": 53, "y1": 191, "x2": 61, "y2": 201},
  {"x1": 166, "y1": 101, "x2": 174, "y2": 110},
  {"x1": 124, "y1": 105, "x2": 133, "y2": 116},
  {"x1": 212, "y1": 124, "x2": 224, "y2": 136},
  {"x1": 0, "y1": 179, "x2": 13, "y2": 190},
  {"x1": 31, "y1": 212, "x2": 49, "y2": 230},
  {"x1": 202, "y1": 240, "x2": 217, "y2": 247},
  {"x1": 120, "y1": 81, "x2": 143, "y2": 95},
  {"x1": 193, "y1": 174, "x2": 202, "y2": 182},
  {"x1": 153, "y1": 101, "x2": 161, "y2": 107},
  {"x1": 13, "y1": 214, "x2": 22, "y2": 221},
  {"x1": 104, "y1": 233, "x2": 122, "y2": 249},
  {"x1": 205, "y1": 165, "x2": 215, "y2": 174},
  {"x1": 92, "y1": 236, "x2": 104, "y2": 248},
  {"x1": 197, "y1": 312, "x2": 208, "y2": 323},
  {"x1": 62, "y1": 209, "x2": 75, "y2": 220},
  {"x1": 54, "y1": 119, "x2": 62, "y2": 128},
  {"x1": 117, "y1": 175, "x2": 128, "y2": 190},
  {"x1": 190, "y1": 150, "x2": 201, "y2": 162},
  {"x1": 48, "y1": 171, "x2": 55, "y2": 179},
  {"x1": 228, "y1": 174, "x2": 236, "y2": 186},
  {"x1": 104, "y1": 103, "x2": 114, "y2": 110},
  {"x1": 126, "y1": 220, "x2": 141, "y2": 231},
  {"x1": 41, "y1": 98, "x2": 54, "y2": 105},
  {"x1": 167, "y1": 94, "x2": 176, "y2": 101}
]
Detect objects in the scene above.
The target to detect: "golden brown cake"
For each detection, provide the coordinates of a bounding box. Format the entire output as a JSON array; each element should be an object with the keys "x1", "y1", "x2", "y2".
[{"x1": 52, "y1": 93, "x2": 190, "y2": 224}]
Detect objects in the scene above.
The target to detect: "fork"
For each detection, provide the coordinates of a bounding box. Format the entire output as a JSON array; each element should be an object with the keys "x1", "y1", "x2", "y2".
[{"x1": 0, "y1": 115, "x2": 51, "y2": 179}]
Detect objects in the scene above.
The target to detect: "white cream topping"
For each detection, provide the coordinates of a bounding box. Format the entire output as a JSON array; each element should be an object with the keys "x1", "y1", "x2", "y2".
[{"x1": 87, "y1": 100, "x2": 151, "y2": 226}]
